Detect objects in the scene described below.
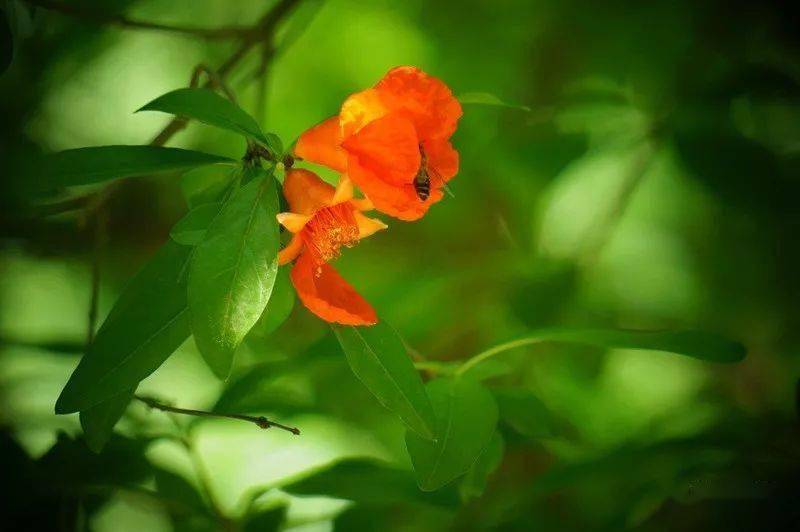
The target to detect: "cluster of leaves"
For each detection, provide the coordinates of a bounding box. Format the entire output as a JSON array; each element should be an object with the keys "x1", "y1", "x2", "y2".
[{"x1": 42, "y1": 87, "x2": 748, "y2": 510}]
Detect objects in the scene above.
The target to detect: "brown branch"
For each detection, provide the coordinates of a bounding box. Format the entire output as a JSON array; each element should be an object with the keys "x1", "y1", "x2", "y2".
[
  {"x1": 24, "y1": 0, "x2": 256, "y2": 40},
  {"x1": 35, "y1": 0, "x2": 301, "y2": 217},
  {"x1": 134, "y1": 395, "x2": 300, "y2": 435},
  {"x1": 150, "y1": 0, "x2": 300, "y2": 147}
]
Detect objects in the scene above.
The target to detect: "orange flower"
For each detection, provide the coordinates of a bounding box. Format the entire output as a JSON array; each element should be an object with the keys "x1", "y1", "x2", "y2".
[
  {"x1": 277, "y1": 168, "x2": 386, "y2": 325},
  {"x1": 295, "y1": 66, "x2": 462, "y2": 221}
]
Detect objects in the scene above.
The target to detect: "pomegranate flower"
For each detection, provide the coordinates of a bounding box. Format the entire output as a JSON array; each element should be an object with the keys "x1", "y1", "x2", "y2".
[
  {"x1": 277, "y1": 169, "x2": 386, "y2": 325},
  {"x1": 295, "y1": 66, "x2": 462, "y2": 221}
]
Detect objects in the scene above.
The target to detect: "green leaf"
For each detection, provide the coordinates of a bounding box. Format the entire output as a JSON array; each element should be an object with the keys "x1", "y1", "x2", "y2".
[
  {"x1": 333, "y1": 321, "x2": 436, "y2": 440},
  {"x1": 181, "y1": 165, "x2": 238, "y2": 208},
  {"x1": 188, "y1": 168, "x2": 280, "y2": 379},
  {"x1": 458, "y1": 328, "x2": 746, "y2": 376},
  {"x1": 55, "y1": 241, "x2": 191, "y2": 413},
  {"x1": 457, "y1": 91, "x2": 531, "y2": 111},
  {"x1": 405, "y1": 378, "x2": 499, "y2": 491},
  {"x1": 212, "y1": 361, "x2": 314, "y2": 415},
  {"x1": 170, "y1": 202, "x2": 222, "y2": 246},
  {"x1": 248, "y1": 267, "x2": 295, "y2": 337},
  {"x1": 492, "y1": 387, "x2": 555, "y2": 440},
  {"x1": 282, "y1": 459, "x2": 458, "y2": 506},
  {"x1": 459, "y1": 432, "x2": 504, "y2": 500},
  {"x1": 138, "y1": 88, "x2": 276, "y2": 149},
  {"x1": 41, "y1": 145, "x2": 233, "y2": 189},
  {"x1": 79, "y1": 390, "x2": 134, "y2": 453}
]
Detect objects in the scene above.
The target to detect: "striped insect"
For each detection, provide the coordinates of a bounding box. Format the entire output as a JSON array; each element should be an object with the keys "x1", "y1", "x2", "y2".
[{"x1": 413, "y1": 144, "x2": 453, "y2": 201}]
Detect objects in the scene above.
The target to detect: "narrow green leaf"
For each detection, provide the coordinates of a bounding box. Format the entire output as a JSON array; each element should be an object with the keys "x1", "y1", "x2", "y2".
[
  {"x1": 405, "y1": 378, "x2": 499, "y2": 491},
  {"x1": 188, "y1": 168, "x2": 280, "y2": 379},
  {"x1": 334, "y1": 321, "x2": 437, "y2": 440},
  {"x1": 41, "y1": 145, "x2": 233, "y2": 189},
  {"x1": 458, "y1": 328, "x2": 746, "y2": 376},
  {"x1": 170, "y1": 202, "x2": 222, "y2": 246},
  {"x1": 282, "y1": 459, "x2": 459, "y2": 506},
  {"x1": 55, "y1": 241, "x2": 191, "y2": 413},
  {"x1": 79, "y1": 390, "x2": 134, "y2": 453},
  {"x1": 138, "y1": 88, "x2": 274, "y2": 147},
  {"x1": 458, "y1": 91, "x2": 531, "y2": 111},
  {"x1": 248, "y1": 267, "x2": 294, "y2": 337},
  {"x1": 459, "y1": 432, "x2": 504, "y2": 500}
]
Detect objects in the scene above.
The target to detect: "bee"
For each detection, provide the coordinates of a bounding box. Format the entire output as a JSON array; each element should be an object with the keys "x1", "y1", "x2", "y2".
[
  {"x1": 413, "y1": 144, "x2": 454, "y2": 201},
  {"x1": 413, "y1": 144, "x2": 431, "y2": 201}
]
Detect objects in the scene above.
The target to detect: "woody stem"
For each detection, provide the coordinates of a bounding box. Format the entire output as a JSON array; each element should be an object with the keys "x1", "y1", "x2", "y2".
[{"x1": 134, "y1": 395, "x2": 300, "y2": 435}]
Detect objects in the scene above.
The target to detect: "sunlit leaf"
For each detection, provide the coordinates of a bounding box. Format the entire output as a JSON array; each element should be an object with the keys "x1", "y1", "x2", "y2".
[
  {"x1": 334, "y1": 321, "x2": 436, "y2": 440},
  {"x1": 405, "y1": 378, "x2": 499, "y2": 491},
  {"x1": 40, "y1": 146, "x2": 234, "y2": 189},
  {"x1": 79, "y1": 390, "x2": 134, "y2": 453},
  {"x1": 458, "y1": 91, "x2": 531, "y2": 111},
  {"x1": 170, "y1": 202, "x2": 222, "y2": 246},
  {"x1": 459, "y1": 432, "x2": 504, "y2": 500},
  {"x1": 458, "y1": 328, "x2": 746, "y2": 377},
  {"x1": 188, "y1": 167, "x2": 280, "y2": 379},
  {"x1": 56, "y1": 242, "x2": 192, "y2": 414},
  {"x1": 138, "y1": 88, "x2": 277, "y2": 149}
]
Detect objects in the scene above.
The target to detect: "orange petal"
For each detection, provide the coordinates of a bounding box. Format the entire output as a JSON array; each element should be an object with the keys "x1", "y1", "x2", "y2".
[
  {"x1": 283, "y1": 169, "x2": 335, "y2": 215},
  {"x1": 331, "y1": 174, "x2": 354, "y2": 205},
  {"x1": 350, "y1": 197, "x2": 374, "y2": 211},
  {"x1": 375, "y1": 66, "x2": 463, "y2": 141},
  {"x1": 276, "y1": 212, "x2": 311, "y2": 233},
  {"x1": 294, "y1": 116, "x2": 347, "y2": 173},
  {"x1": 278, "y1": 233, "x2": 304, "y2": 265},
  {"x1": 353, "y1": 210, "x2": 387, "y2": 238},
  {"x1": 347, "y1": 158, "x2": 443, "y2": 221},
  {"x1": 290, "y1": 252, "x2": 377, "y2": 325},
  {"x1": 340, "y1": 88, "x2": 390, "y2": 139},
  {"x1": 423, "y1": 138, "x2": 459, "y2": 186},
  {"x1": 341, "y1": 113, "x2": 420, "y2": 186}
]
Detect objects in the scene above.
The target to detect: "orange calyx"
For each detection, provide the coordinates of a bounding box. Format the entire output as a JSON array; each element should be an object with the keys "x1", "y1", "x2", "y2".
[{"x1": 301, "y1": 202, "x2": 360, "y2": 267}]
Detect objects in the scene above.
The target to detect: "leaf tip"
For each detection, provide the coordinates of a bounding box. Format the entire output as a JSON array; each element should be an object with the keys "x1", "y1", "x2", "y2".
[{"x1": 54, "y1": 391, "x2": 78, "y2": 415}]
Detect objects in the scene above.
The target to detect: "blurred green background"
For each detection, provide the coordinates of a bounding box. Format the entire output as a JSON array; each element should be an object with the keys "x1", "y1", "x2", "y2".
[{"x1": 2, "y1": 0, "x2": 800, "y2": 530}]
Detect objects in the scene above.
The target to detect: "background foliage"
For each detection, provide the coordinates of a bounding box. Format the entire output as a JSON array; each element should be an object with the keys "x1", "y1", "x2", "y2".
[{"x1": 1, "y1": 0, "x2": 800, "y2": 530}]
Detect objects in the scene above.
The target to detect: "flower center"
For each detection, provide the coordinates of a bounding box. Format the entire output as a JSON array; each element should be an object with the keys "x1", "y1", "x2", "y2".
[{"x1": 301, "y1": 203, "x2": 360, "y2": 268}]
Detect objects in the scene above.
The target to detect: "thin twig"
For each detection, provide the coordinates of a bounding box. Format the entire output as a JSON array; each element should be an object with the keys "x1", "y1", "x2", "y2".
[
  {"x1": 149, "y1": 0, "x2": 300, "y2": 147},
  {"x1": 134, "y1": 395, "x2": 300, "y2": 435},
  {"x1": 191, "y1": 64, "x2": 238, "y2": 103},
  {"x1": 36, "y1": 0, "x2": 301, "y2": 217},
  {"x1": 24, "y1": 0, "x2": 256, "y2": 40}
]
